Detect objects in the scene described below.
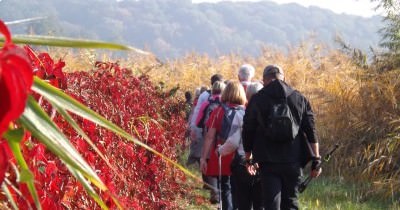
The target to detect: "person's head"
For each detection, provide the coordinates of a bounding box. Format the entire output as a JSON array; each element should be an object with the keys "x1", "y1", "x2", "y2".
[
  {"x1": 211, "y1": 81, "x2": 226, "y2": 95},
  {"x1": 200, "y1": 85, "x2": 208, "y2": 94},
  {"x1": 221, "y1": 81, "x2": 247, "y2": 105},
  {"x1": 246, "y1": 81, "x2": 263, "y2": 101},
  {"x1": 185, "y1": 91, "x2": 192, "y2": 102},
  {"x1": 262, "y1": 64, "x2": 284, "y2": 85},
  {"x1": 238, "y1": 64, "x2": 255, "y2": 82},
  {"x1": 194, "y1": 87, "x2": 201, "y2": 99},
  {"x1": 210, "y1": 74, "x2": 223, "y2": 86}
]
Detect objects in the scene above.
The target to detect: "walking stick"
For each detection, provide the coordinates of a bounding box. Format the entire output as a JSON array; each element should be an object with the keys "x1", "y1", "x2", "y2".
[
  {"x1": 217, "y1": 147, "x2": 222, "y2": 210},
  {"x1": 299, "y1": 144, "x2": 340, "y2": 193}
]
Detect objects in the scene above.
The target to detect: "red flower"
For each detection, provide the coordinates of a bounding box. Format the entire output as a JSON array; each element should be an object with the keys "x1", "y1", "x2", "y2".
[{"x1": 0, "y1": 20, "x2": 33, "y2": 137}]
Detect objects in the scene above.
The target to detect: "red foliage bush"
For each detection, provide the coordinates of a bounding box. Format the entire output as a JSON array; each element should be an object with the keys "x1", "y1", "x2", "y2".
[{"x1": 2, "y1": 50, "x2": 188, "y2": 209}]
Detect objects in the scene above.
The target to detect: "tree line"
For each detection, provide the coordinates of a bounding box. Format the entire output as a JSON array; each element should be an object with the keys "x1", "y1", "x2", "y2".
[{"x1": 0, "y1": 0, "x2": 382, "y2": 59}]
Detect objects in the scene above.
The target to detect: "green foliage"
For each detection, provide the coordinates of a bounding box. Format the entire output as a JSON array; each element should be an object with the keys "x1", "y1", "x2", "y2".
[
  {"x1": 372, "y1": 0, "x2": 400, "y2": 70},
  {"x1": 0, "y1": 0, "x2": 382, "y2": 59}
]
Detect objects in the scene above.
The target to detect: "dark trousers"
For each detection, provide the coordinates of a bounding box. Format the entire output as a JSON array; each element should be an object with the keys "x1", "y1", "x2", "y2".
[
  {"x1": 214, "y1": 175, "x2": 233, "y2": 210},
  {"x1": 231, "y1": 174, "x2": 237, "y2": 209},
  {"x1": 206, "y1": 175, "x2": 219, "y2": 198},
  {"x1": 259, "y1": 163, "x2": 302, "y2": 210},
  {"x1": 232, "y1": 164, "x2": 264, "y2": 210}
]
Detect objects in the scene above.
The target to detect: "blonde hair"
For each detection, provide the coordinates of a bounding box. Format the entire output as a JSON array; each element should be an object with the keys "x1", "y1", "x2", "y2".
[
  {"x1": 246, "y1": 82, "x2": 263, "y2": 101},
  {"x1": 221, "y1": 81, "x2": 247, "y2": 105},
  {"x1": 211, "y1": 81, "x2": 226, "y2": 95}
]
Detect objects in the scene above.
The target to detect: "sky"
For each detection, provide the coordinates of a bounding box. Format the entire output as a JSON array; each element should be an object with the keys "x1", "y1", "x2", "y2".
[{"x1": 192, "y1": 0, "x2": 381, "y2": 17}]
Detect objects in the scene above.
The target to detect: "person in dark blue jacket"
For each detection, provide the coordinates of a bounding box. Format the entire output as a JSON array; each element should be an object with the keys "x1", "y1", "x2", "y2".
[{"x1": 242, "y1": 64, "x2": 322, "y2": 210}]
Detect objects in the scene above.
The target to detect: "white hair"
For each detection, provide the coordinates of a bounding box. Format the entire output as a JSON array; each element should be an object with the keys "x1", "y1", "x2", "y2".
[
  {"x1": 238, "y1": 64, "x2": 255, "y2": 81},
  {"x1": 246, "y1": 81, "x2": 263, "y2": 101},
  {"x1": 194, "y1": 87, "x2": 201, "y2": 98}
]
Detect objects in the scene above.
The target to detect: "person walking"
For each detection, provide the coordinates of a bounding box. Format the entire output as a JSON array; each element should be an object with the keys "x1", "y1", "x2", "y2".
[
  {"x1": 242, "y1": 64, "x2": 322, "y2": 210},
  {"x1": 237, "y1": 64, "x2": 255, "y2": 91},
  {"x1": 200, "y1": 81, "x2": 247, "y2": 210},
  {"x1": 189, "y1": 74, "x2": 224, "y2": 204},
  {"x1": 217, "y1": 81, "x2": 264, "y2": 210}
]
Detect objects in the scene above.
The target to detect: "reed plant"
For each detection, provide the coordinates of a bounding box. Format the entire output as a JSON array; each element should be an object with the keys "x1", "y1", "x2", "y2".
[
  {"x1": 113, "y1": 42, "x2": 399, "y2": 202},
  {"x1": 60, "y1": 40, "x2": 399, "y2": 202}
]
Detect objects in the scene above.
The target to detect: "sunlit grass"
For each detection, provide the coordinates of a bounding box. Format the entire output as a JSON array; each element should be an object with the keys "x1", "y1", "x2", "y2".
[{"x1": 300, "y1": 178, "x2": 399, "y2": 210}]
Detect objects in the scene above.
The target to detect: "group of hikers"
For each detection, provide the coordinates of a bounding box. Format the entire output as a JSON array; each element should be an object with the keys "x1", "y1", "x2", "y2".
[{"x1": 184, "y1": 64, "x2": 322, "y2": 210}]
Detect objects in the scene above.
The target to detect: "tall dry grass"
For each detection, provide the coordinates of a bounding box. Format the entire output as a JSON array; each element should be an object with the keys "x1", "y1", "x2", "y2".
[{"x1": 55, "y1": 42, "x2": 399, "y2": 202}]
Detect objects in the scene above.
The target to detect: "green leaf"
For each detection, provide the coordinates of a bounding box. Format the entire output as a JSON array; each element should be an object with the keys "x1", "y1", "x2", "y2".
[
  {"x1": 50, "y1": 101, "x2": 124, "y2": 182},
  {"x1": 4, "y1": 131, "x2": 41, "y2": 210},
  {"x1": 0, "y1": 35, "x2": 150, "y2": 55},
  {"x1": 19, "y1": 169, "x2": 34, "y2": 183},
  {"x1": 32, "y1": 77, "x2": 199, "y2": 181},
  {"x1": 67, "y1": 166, "x2": 112, "y2": 210},
  {"x1": 1, "y1": 184, "x2": 18, "y2": 210},
  {"x1": 3, "y1": 128, "x2": 24, "y2": 144},
  {"x1": 5, "y1": 17, "x2": 47, "y2": 26},
  {"x1": 19, "y1": 96, "x2": 106, "y2": 190}
]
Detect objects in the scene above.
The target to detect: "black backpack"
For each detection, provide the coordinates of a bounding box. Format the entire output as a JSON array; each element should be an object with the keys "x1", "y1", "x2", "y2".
[
  {"x1": 256, "y1": 96, "x2": 299, "y2": 143},
  {"x1": 196, "y1": 96, "x2": 221, "y2": 129}
]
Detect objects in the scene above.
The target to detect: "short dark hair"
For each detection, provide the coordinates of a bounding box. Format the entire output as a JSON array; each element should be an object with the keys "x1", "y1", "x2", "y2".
[
  {"x1": 185, "y1": 91, "x2": 192, "y2": 101},
  {"x1": 263, "y1": 65, "x2": 284, "y2": 80},
  {"x1": 210, "y1": 74, "x2": 223, "y2": 85}
]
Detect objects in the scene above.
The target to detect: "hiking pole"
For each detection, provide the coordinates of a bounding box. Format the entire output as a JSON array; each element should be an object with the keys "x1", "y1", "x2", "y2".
[
  {"x1": 217, "y1": 146, "x2": 222, "y2": 210},
  {"x1": 299, "y1": 144, "x2": 340, "y2": 193}
]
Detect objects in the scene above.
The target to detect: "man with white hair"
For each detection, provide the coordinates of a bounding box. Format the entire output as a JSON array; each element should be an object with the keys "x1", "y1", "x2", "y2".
[{"x1": 237, "y1": 64, "x2": 255, "y2": 91}]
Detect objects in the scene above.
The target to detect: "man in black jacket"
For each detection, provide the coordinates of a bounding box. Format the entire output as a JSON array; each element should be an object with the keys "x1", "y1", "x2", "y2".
[{"x1": 242, "y1": 64, "x2": 322, "y2": 210}]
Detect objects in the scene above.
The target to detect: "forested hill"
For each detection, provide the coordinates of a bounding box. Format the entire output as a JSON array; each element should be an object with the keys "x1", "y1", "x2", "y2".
[{"x1": 0, "y1": 0, "x2": 382, "y2": 59}]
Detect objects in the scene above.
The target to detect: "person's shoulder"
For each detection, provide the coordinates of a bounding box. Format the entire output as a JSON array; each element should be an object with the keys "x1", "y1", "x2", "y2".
[
  {"x1": 290, "y1": 88, "x2": 305, "y2": 97},
  {"x1": 252, "y1": 88, "x2": 266, "y2": 100},
  {"x1": 200, "y1": 91, "x2": 210, "y2": 98},
  {"x1": 197, "y1": 91, "x2": 210, "y2": 103},
  {"x1": 289, "y1": 89, "x2": 310, "y2": 104}
]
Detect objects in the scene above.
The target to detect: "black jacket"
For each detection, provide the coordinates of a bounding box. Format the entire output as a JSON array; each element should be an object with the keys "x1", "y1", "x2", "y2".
[{"x1": 242, "y1": 79, "x2": 317, "y2": 164}]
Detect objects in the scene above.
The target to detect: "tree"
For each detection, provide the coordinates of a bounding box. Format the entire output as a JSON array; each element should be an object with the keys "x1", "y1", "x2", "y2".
[{"x1": 372, "y1": 0, "x2": 400, "y2": 70}]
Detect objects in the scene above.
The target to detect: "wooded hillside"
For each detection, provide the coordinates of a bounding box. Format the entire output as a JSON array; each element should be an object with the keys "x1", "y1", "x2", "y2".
[{"x1": 0, "y1": 0, "x2": 382, "y2": 59}]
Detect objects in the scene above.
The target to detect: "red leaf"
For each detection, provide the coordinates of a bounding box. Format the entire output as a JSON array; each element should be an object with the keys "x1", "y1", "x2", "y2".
[{"x1": 45, "y1": 161, "x2": 58, "y2": 177}]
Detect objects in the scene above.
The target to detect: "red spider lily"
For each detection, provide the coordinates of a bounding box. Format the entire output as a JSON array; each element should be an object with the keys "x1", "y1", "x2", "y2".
[
  {"x1": 0, "y1": 20, "x2": 33, "y2": 137},
  {"x1": 0, "y1": 20, "x2": 33, "y2": 187}
]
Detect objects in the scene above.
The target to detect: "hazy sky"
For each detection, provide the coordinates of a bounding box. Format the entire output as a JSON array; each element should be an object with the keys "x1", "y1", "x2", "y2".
[{"x1": 192, "y1": 0, "x2": 380, "y2": 17}]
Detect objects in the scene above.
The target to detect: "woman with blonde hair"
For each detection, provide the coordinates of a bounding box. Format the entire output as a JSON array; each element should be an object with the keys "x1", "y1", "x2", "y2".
[
  {"x1": 200, "y1": 81, "x2": 246, "y2": 210},
  {"x1": 207, "y1": 81, "x2": 264, "y2": 210}
]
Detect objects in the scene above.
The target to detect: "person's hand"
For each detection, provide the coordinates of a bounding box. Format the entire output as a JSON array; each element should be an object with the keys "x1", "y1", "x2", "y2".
[
  {"x1": 200, "y1": 158, "x2": 207, "y2": 174},
  {"x1": 215, "y1": 145, "x2": 222, "y2": 156},
  {"x1": 311, "y1": 167, "x2": 322, "y2": 178},
  {"x1": 246, "y1": 160, "x2": 258, "y2": 176},
  {"x1": 311, "y1": 158, "x2": 322, "y2": 178},
  {"x1": 247, "y1": 164, "x2": 257, "y2": 176}
]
